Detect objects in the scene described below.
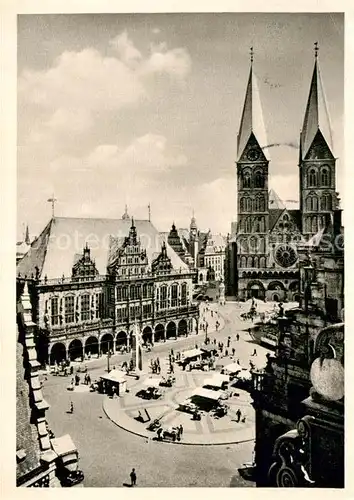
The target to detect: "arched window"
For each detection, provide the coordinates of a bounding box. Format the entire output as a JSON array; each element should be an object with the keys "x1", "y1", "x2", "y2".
[
  {"x1": 243, "y1": 170, "x2": 251, "y2": 189},
  {"x1": 253, "y1": 256, "x2": 259, "y2": 268},
  {"x1": 306, "y1": 196, "x2": 312, "y2": 211},
  {"x1": 240, "y1": 197, "x2": 245, "y2": 212},
  {"x1": 255, "y1": 196, "x2": 264, "y2": 212},
  {"x1": 245, "y1": 217, "x2": 252, "y2": 233},
  {"x1": 181, "y1": 283, "x2": 187, "y2": 305},
  {"x1": 305, "y1": 217, "x2": 311, "y2": 233},
  {"x1": 171, "y1": 284, "x2": 178, "y2": 307},
  {"x1": 283, "y1": 214, "x2": 289, "y2": 222},
  {"x1": 260, "y1": 256, "x2": 266, "y2": 268},
  {"x1": 254, "y1": 170, "x2": 264, "y2": 188},
  {"x1": 321, "y1": 166, "x2": 330, "y2": 186},
  {"x1": 240, "y1": 256, "x2": 247, "y2": 268},
  {"x1": 247, "y1": 256, "x2": 253, "y2": 268},
  {"x1": 312, "y1": 195, "x2": 318, "y2": 211},
  {"x1": 321, "y1": 193, "x2": 332, "y2": 211},
  {"x1": 311, "y1": 216, "x2": 318, "y2": 234},
  {"x1": 250, "y1": 236, "x2": 257, "y2": 251},
  {"x1": 245, "y1": 197, "x2": 252, "y2": 211},
  {"x1": 307, "y1": 168, "x2": 317, "y2": 187},
  {"x1": 160, "y1": 285, "x2": 168, "y2": 309}
]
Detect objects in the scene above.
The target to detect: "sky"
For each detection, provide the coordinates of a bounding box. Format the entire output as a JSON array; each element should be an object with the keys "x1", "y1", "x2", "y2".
[{"x1": 17, "y1": 13, "x2": 344, "y2": 239}]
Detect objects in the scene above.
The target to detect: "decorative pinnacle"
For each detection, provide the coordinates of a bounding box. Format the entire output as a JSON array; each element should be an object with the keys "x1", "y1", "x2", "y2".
[
  {"x1": 250, "y1": 46, "x2": 254, "y2": 64},
  {"x1": 314, "y1": 41, "x2": 319, "y2": 59}
]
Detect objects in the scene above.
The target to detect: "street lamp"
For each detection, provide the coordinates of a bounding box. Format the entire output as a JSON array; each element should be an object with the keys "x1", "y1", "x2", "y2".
[{"x1": 107, "y1": 341, "x2": 111, "y2": 373}]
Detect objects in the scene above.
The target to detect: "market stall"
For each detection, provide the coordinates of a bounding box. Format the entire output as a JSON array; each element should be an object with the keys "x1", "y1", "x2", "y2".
[
  {"x1": 202, "y1": 373, "x2": 230, "y2": 391},
  {"x1": 189, "y1": 387, "x2": 224, "y2": 410},
  {"x1": 99, "y1": 369, "x2": 127, "y2": 396}
]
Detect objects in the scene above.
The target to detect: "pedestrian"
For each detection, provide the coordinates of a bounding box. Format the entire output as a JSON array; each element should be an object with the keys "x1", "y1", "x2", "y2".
[
  {"x1": 236, "y1": 409, "x2": 242, "y2": 423},
  {"x1": 70, "y1": 365, "x2": 74, "y2": 375},
  {"x1": 87, "y1": 374, "x2": 91, "y2": 385},
  {"x1": 236, "y1": 333, "x2": 240, "y2": 342},
  {"x1": 69, "y1": 401, "x2": 74, "y2": 414},
  {"x1": 237, "y1": 358, "x2": 240, "y2": 365},
  {"x1": 252, "y1": 349, "x2": 257, "y2": 356},
  {"x1": 130, "y1": 468, "x2": 137, "y2": 486},
  {"x1": 157, "y1": 427, "x2": 163, "y2": 440},
  {"x1": 227, "y1": 337, "x2": 231, "y2": 348},
  {"x1": 179, "y1": 424, "x2": 184, "y2": 437},
  {"x1": 232, "y1": 347, "x2": 236, "y2": 357},
  {"x1": 225, "y1": 349, "x2": 228, "y2": 357}
]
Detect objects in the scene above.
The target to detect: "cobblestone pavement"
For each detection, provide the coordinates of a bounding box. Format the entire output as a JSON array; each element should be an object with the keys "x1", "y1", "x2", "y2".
[{"x1": 42, "y1": 300, "x2": 288, "y2": 487}]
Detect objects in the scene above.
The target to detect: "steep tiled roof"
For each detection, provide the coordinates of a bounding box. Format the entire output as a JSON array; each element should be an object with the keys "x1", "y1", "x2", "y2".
[
  {"x1": 269, "y1": 209, "x2": 284, "y2": 231},
  {"x1": 17, "y1": 217, "x2": 188, "y2": 279}
]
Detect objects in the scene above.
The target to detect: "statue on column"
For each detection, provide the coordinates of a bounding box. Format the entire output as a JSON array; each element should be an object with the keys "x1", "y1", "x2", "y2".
[
  {"x1": 219, "y1": 279, "x2": 225, "y2": 306},
  {"x1": 131, "y1": 321, "x2": 143, "y2": 374}
]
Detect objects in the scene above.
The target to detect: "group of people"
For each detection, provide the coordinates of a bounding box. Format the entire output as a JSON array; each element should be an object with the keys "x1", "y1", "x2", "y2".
[
  {"x1": 150, "y1": 357, "x2": 161, "y2": 374},
  {"x1": 156, "y1": 424, "x2": 184, "y2": 441}
]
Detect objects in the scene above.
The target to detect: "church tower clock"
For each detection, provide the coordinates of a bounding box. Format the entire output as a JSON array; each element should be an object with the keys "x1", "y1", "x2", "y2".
[{"x1": 236, "y1": 48, "x2": 270, "y2": 299}]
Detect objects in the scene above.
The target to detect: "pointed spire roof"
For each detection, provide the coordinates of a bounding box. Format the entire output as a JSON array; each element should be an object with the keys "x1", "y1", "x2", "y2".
[
  {"x1": 25, "y1": 225, "x2": 30, "y2": 245},
  {"x1": 268, "y1": 189, "x2": 285, "y2": 210},
  {"x1": 122, "y1": 204, "x2": 130, "y2": 220},
  {"x1": 237, "y1": 51, "x2": 269, "y2": 161},
  {"x1": 301, "y1": 46, "x2": 334, "y2": 160}
]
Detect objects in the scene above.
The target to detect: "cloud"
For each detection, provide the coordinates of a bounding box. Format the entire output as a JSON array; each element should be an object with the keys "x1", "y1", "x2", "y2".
[
  {"x1": 19, "y1": 47, "x2": 146, "y2": 114},
  {"x1": 109, "y1": 31, "x2": 142, "y2": 66},
  {"x1": 142, "y1": 47, "x2": 192, "y2": 80}
]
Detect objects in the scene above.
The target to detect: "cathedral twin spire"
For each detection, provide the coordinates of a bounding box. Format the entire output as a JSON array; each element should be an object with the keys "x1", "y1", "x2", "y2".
[
  {"x1": 237, "y1": 47, "x2": 269, "y2": 161},
  {"x1": 237, "y1": 44, "x2": 334, "y2": 163}
]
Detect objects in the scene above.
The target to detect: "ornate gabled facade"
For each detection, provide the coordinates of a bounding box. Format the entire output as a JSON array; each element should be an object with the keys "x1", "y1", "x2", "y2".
[
  {"x1": 228, "y1": 47, "x2": 341, "y2": 303},
  {"x1": 16, "y1": 217, "x2": 199, "y2": 365}
]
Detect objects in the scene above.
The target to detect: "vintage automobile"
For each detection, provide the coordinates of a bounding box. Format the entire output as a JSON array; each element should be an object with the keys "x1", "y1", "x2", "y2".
[
  {"x1": 60, "y1": 469, "x2": 84, "y2": 487},
  {"x1": 147, "y1": 419, "x2": 162, "y2": 431},
  {"x1": 76, "y1": 364, "x2": 88, "y2": 374},
  {"x1": 161, "y1": 427, "x2": 179, "y2": 441},
  {"x1": 159, "y1": 375, "x2": 176, "y2": 387}
]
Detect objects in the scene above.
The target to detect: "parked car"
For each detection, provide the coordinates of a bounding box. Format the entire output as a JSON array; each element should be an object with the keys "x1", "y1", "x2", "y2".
[{"x1": 60, "y1": 469, "x2": 84, "y2": 487}]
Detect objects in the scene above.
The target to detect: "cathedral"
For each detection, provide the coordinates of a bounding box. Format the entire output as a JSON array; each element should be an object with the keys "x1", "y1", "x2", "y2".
[{"x1": 232, "y1": 46, "x2": 341, "y2": 301}]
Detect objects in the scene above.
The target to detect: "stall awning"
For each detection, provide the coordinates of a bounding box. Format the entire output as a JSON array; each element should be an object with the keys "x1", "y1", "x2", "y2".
[
  {"x1": 51, "y1": 434, "x2": 77, "y2": 457},
  {"x1": 223, "y1": 363, "x2": 242, "y2": 374},
  {"x1": 203, "y1": 374, "x2": 229, "y2": 388},
  {"x1": 182, "y1": 348, "x2": 203, "y2": 359},
  {"x1": 190, "y1": 388, "x2": 222, "y2": 401},
  {"x1": 100, "y1": 369, "x2": 126, "y2": 383},
  {"x1": 143, "y1": 378, "x2": 161, "y2": 388},
  {"x1": 200, "y1": 345, "x2": 217, "y2": 353}
]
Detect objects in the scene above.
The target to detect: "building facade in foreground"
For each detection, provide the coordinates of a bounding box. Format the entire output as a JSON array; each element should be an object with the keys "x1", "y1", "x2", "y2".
[
  {"x1": 16, "y1": 217, "x2": 199, "y2": 365},
  {"x1": 251, "y1": 219, "x2": 344, "y2": 487},
  {"x1": 228, "y1": 48, "x2": 341, "y2": 302},
  {"x1": 17, "y1": 284, "x2": 81, "y2": 487}
]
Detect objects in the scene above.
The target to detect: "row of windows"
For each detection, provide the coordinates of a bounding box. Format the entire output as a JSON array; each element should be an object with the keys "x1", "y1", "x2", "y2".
[
  {"x1": 238, "y1": 236, "x2": 266, "y2": 254},
  {"x1": 239, "y1": 216, "x2": 266, "y2": 233},
  {"x1": 241, "y1": 170, "x2": 265, "y2": 190},
  {"x1": 305, "y1": 193, "x2": 332, "y2": 211},
  {"x1": 116, "y1": 283, "x2": 154, "y2": 301},
  {"x1": 307, "y1": 166, "x2": 331, "y2": 187},
  {"x1": 157, "y1": 283, "x2": 188, "y2": 309},
  {"x1": 304, "y1": 215, "x2": 328, "y2": 234},
  {"x1": 239, "y1": 256, "x2": 267, "y2": 268},
  {"x1": 239, "y1": 196, "x2": 266, "y2": 213},
  {"x1": 50, "y1": 293, "x2": 103, "y2": 326},
  {"x1": 117, "y1": 266, "x2": 146, "y2": 276}
]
